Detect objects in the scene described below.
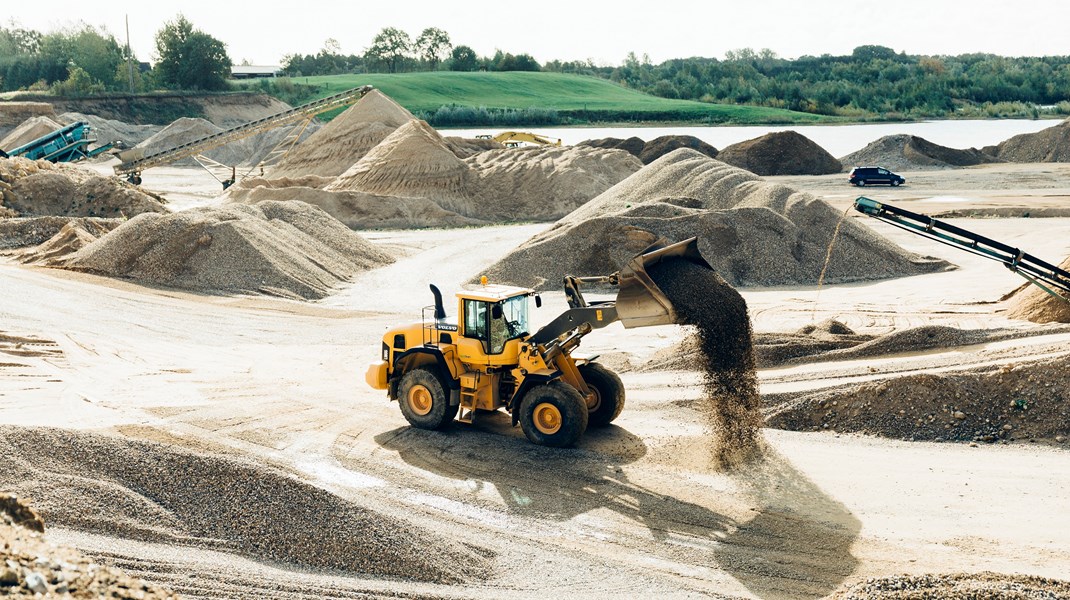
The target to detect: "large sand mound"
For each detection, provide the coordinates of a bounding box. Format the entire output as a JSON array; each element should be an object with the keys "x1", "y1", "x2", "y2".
[
  {"x1": 1003, "y1": 255, "x2": 1070, "y2": 323},
  {"x1": 58, "y1": 111, "x2": 161, "y2": 148},
  {"x1": 479, "y1": 149, "x2": 949, "y2": 290},
  {"x1": 986, "y1": 118, "x2": 1070, "y2": 162},
  {"x1": 0, "y1": 157, "x2": 167, "y2": 218},
  {"x1": 0, "y1": 115, "x2": 64, "y2": 151},
  {"x1": 55, "y1": 201, "x2": 393, "y2": 299},
  {"x1": 228, "y1": 118, "x2": 641, "y2": 228},
  {"x1": 132, "y1": 117, "x2": 314, "y2": 169},
  {"x1": 0, "y1": 216, "x2": 122, "y2": 249},
  {"x1": 0, "y1": 426, "x2": 491, "y2": 584},
  {"x1": 717, "y1": 130, "x2": 841, "y2": 175},
  {"x1": 840, "y1": 134, "x2": 997, "y2": 171},
  {"x1": 579, "y1": 135, "x2": 718, "y2": 164},
  {"x1": 265, "y1": 89, "x2": 415, "y2": 180}
]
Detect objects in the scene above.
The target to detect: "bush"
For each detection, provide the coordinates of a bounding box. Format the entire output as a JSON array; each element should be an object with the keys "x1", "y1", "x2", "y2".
[{"x1": 423, "y1": 104, "x2": 561, "y2": 127}]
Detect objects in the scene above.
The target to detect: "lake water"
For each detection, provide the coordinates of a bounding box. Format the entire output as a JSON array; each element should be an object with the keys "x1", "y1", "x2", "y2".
[{"x1": 443, "y1": 119, "x2": 1060, "y2": 158}]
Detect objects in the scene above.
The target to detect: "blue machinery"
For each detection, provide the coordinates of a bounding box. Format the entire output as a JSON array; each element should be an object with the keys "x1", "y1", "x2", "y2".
[
  {"x1": 854, "y1": 196, "x2": 1070, "y2": 302},
  {"x1": 0, "y1": 122, "x2": 115, "y2": 163}
]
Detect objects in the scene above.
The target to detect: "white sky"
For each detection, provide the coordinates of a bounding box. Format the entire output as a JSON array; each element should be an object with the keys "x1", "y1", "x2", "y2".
[{"x1": 6, "y1": 0, "x2": 1069, "y2": 66}]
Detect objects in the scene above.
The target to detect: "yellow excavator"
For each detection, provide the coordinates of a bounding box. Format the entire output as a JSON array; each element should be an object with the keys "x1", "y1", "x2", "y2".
[
  {"x1": 476, "y1": 131, "x2": 563, "y2": 148},
  {"x1": 365, "y1": 238, "x2": 711, "y2": 447}
]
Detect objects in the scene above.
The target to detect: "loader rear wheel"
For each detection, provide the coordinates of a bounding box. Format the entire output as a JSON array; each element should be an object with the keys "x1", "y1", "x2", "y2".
[
  {"x1": 578, "y1": 363, "x2": 625, "y2": 427},
  {"x1": 398, "y1": 367, "x2": 456, "y2": 430},
  {"x1": 519, "y1": 381, "x2": 588, "y2": 448}
]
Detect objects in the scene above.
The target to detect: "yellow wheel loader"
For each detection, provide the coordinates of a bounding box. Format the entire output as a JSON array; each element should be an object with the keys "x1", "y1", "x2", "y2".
[{"x1": 365, "y1": 238, "x2": 713, "y2": 447}]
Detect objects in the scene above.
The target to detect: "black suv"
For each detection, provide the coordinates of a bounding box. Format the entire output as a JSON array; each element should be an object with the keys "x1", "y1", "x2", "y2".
[{"x1": 848, "y1": 166, "x2": 905, "y2": 187}]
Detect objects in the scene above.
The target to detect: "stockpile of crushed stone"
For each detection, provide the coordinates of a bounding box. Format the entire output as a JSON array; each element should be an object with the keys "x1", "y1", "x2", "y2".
[
  {"x1": 478, "y1": 149, "x2": 949, "y2": 291},
  {"x1": 58, "y1": 111, "x2": 161, "y2": 148},
  {"x1": 766, "y1": 353, "x2": 1070, "y2": 443},
  {"x1": 54, "y1": 201, "x2": 393, "y2": 299},
  {"x1": 0, "y1": 494, "x2": 180, "y2": 598},
  {"x1": 0, "y1": 157, "x2": 167, "y2": 218},
  {"x1": 717, "y1": 130, "x2": 841, "y2": 175},
  {"x1": 578, "y1": 135, "x2": 718, "y2": 164},
  {"x1": 1003, "y1": 256, "x2": 1070, "y2": 323},
  {"x1": 444, "y1": 135, "x2": 504, "y2": 158},
  {"x1": 840, "y1": 134, "x2": 997, "y2": 171},
  {"x1": 985, "y1": 118, "x2": 1070, "y2": 162},
  {"x1": 0, "y1": 426, "x2": 491, "y2": 584},
  {"x1": 265, "y1": 89, "x2": 414, "y2": 180},
  {"x1": 0, "y1": 216, "x2": 121, "y2": 249},
  {"x1": 0, "y1": 115, "x2": 64, "y2": 151},
  {"x1": 132, "y1": 117, "x2": 318, "y2": 168},
  {"x1": 18, "y1": 219, "x2": 114, "y2": 265},
  {"x1": 228, "y1": 118, "x2": 641, "y2": 228},
  {"x1": 828, "y1": 572, "x2": 1070, "y2": 599},
  {"x1": 647, "y1": 257, "x2": 764, "y2": 469}
]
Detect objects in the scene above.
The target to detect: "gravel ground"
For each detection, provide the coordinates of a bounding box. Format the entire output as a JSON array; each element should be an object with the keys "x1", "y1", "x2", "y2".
[{"x1": 828, "y1": 571, "x2": 1070, "y2": 599}]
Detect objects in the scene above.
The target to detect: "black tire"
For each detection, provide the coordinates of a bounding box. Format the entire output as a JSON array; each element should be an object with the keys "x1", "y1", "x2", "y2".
[
  {"x1": 578, "y1": 363, "x2": 625, "y2": 427},
  {"x1": 397, "y1": 367, "x2": 457, "y2": 430},
  {"x1": 518, "y1": 381, "x2": 588, "y2": 447},
  {"x1": 891, "y1": 179, "x2": 901, "y2": 187},
  {"x1": 856, "y1": 179, "x2": 865, "y2": 187}
]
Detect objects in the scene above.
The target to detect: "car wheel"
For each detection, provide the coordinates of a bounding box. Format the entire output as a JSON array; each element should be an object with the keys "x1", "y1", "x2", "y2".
[
  {"x1": 891, "y1": 180, "x2": 900, "y2": 187},
  {"x1": 856, "y1": 179, "x2": 865, "y2": 187}
]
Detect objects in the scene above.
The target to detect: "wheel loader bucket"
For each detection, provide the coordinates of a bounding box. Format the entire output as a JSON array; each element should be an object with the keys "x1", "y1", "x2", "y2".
[{"x1": 615, "y1": 237, "x2": 713, "y2": 328}]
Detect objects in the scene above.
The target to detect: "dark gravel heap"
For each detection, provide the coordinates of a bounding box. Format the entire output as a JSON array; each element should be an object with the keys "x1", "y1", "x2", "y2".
[
  {"x1": 841, "y1": 134, "x2": 997, "y2": 171},
  {"x1": 578, "y1": 135, "x2": 718, "y2": 164},
  {"x1": 0, "y1": 426, "x2": 492, "y2": 584},
  {"x1": 647, "y1": 257, "x2": 763, "y2": 468},
  {"x1": 717, "y1": 130, "x2": 841, "y2": 175},
  {"x1": 828, "y1": 572, "x2": 1070, "y2": 599},
  {"x1": 985, "y1": 118, "x2": 1070, "y2": 163}
]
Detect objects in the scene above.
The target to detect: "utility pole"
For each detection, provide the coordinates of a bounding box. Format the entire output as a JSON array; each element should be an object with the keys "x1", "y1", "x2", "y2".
[{"x1": 125, "y1": 15, "x2": 135, "y2": 94}]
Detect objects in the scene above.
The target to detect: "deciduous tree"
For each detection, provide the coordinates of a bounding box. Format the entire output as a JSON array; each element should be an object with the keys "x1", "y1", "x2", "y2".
[{"x1": 153, "y1": 15, "x2": 231, "y2": 90}]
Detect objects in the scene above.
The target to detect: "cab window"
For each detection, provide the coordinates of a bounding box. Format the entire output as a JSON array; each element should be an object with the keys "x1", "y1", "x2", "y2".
[
  {"x1": 463, "y1": 299, "x2": 488, "y2": 344},
  {"x1": 488, "y1": 295, "x2": 530, "y2": 354}
]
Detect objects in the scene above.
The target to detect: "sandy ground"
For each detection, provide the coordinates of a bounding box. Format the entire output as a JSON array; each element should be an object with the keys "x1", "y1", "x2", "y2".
[{"x1": 2, "y1": 162, "x2": 1070, "y2": 598}]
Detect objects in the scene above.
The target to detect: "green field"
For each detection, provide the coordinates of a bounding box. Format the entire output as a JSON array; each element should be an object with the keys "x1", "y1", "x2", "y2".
[{"x1": 268, "y1": 72, "x2": 830, "y2": 125}]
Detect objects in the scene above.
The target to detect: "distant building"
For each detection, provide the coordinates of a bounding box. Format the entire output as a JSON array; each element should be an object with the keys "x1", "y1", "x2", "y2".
[{"x1": 230, "y1": 65, "x2": 282, "y2": 79}]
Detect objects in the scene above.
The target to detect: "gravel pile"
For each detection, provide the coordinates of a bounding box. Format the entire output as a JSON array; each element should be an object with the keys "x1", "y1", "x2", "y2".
[
  {"x1": 0, "y1": 494, "x2": 179, "y2": 598},
  {"x1": 132, "y1": 117, "x2": 316, "y2": 169},
  {"x1": 828, "y1": 572, "x2": 1070, "y2": 599},
  {"x1": 0, "y1": 157, "x2": 168, "y2": 218},
  {"x1": 0, "y1": 216, "x2": 121, "y2": 249},
  {"x1": 0, "y1": 116, "x2": 63, "y2": 151},
  {"x1": 717, "y1": 130, "x2": 841, "y2": 175},
  {"x1": 578, "y1": 135, "x2": 718, "y2": 164},
  {"x1": 840, "y1": 134, "x2": 997, "y2": 171},
  {"x1": 765, "y1": 354, "x2": 1070, "y2": 443},
  {"x1": 18, "y1": 219, "x2": 113, "y2": 265},
  {"x1": 58, "y1": 111, "x2": 161, "y2": 148},
  {"x1": 985, "y1": 118, "x2": 1070, "y2": 162},
  {"x1": 647, "y1": 257, "x2": 764, "y2": 469},
  {"x1": 444, "y1": 135, "x2": 504, "y2": 158},
  {"x1": 1004, "y1": 257, "x2": 1070, "y2": 323},
  {"x1": 56, "y1": 200, "x2": 394, "y2": 299},
  {"x1": 479, "y1": 149, "x2": 949, "y2": 291},
  {"x1": 0, "y1": 426, "x2": 493, "y2": 584}
]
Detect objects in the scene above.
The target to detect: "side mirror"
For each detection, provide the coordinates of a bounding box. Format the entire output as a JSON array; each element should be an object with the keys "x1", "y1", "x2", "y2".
[
  {"x1": 534, "y1": 294, "x2": 542, "y2": 308},
  {"x1": 491, "y1": 304, "x2": 503, "y2": 319}
]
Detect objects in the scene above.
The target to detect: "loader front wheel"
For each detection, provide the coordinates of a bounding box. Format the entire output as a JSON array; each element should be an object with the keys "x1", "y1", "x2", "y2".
[
  {"x1": 519, "y1": 381, "x2": 588, "y2": 447},
  {"x1": 579, "y1": 363, "x2": 626, "y2": 427},
  {"x1": 398, "y1": 367, "x2": 456, "y2": 430}
]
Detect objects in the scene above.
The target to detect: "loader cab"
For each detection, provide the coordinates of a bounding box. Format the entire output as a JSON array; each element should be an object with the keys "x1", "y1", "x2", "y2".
[{"x1": 456, "y1": 284, "x2": 538, "y2": 365}]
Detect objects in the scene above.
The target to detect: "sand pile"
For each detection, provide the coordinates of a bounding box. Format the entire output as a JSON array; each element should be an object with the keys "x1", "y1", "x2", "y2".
[
  {"x1": 479, "y1": 149, "x2": 949, "y2": 290},
  {"x1": 647, "y1": 257, "x2": 763, "y2": 469},
  {"x1": 229, "y1": 119, "x2": 640, "y2": 228},
  {"x1": 444, "y1": 135, "x2": 504, "y2": 158},
  {"x1": 55, "y1": 201, "x2": 393, "y2": 299},
  {"x1": 828, "y1": 572, "x2": 1070, "y2": 599},
  {"x1": 58, "y1": 111, "x2": 161, "y2": 148},
  {"x1": 1, "y1": 494, "x2": 179, "y2": 598},
  {"x1": 18, "y1": 219, "x2": 113, "y2": 265},
  {"x1": 986, "y1": 118, "x2": 1070, "y2": 162},
  {"x1": 266, "y1": 89, "x2": 415, "y2": 180},
  {"x1": 0, "y1": 426, "x2": 491, "y2": 583},
  {"x1": 717, "y1": 130, "x2": 841, "y2": 175},
  {"x1": 0, "y1": 157, "x2": 167, "y2": 218},
  {"x1": 0, "y1": 116, "x2": 64, "y2": 151},
  {"x1": 579, "y1": 135, "x2": 718, "y2": 164},
  {"x1": 1003, "y1": 256, "x2": 1070, "y2": 323},
  {"x1": 840, "y1": 134, "x2": 996, "y2": 171},
  {"x1": 0, "y1": 216, "x2": 121, "y2": 250},
  {"x1": 766, "y1": 353, "x2": 1070, "y2": 443},
  {"x1": 0, "y1": 101, "x2": 55, "y2": 129}
]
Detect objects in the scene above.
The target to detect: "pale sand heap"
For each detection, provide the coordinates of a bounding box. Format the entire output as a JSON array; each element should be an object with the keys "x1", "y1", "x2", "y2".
[
  {"x1": 227, "y1": 117, "x2": 641, "y2": 228},
  {"x1": 54, "y1": 201, "x2": 393, "y2": 299},
  {"x1": 1003, "y1": 255, "x2": 1070, "y2": 323},
  {"x1": 478, "y1": 149, "x2": 950, "y2": 290},
  {"x1": 19, "y1": 219, "x2": 113, "y2": 265},
  {"x1": 0, "y1": 157, "x2": 167, "y2": 218},
  {"x1": 264, "y1": 89, "x2": 415, "y2": 180},
  {"x1": 0, "y1": 115, "x2": 64, "y2": 151}
]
